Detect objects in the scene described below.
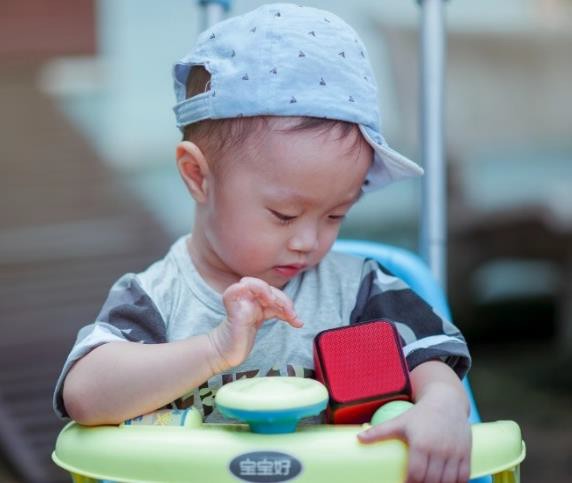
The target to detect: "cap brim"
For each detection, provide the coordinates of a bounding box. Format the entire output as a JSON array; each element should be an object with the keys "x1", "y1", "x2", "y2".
[{"x1": 359, "y1": 124, "x2": 424, "y2": 192}]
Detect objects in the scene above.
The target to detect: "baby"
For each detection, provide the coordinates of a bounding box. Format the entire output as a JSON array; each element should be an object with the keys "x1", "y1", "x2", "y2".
[{"x1": 55, "y1": 4, "x2": 472, "y2": 482}]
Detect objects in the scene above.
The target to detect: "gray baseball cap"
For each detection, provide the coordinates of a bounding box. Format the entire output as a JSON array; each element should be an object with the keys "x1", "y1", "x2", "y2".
[{"x1": 173, "y1": 3, "x2": 423, "y2": 191}]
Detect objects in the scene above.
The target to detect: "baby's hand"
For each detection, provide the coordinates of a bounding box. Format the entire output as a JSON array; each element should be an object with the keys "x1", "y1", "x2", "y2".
[
  {"x1": 358, "y1": 397, "x2": 471, "y2": 483},
  {"x1": 208, "y1": 277, "x2": 303, "y2": 372}
]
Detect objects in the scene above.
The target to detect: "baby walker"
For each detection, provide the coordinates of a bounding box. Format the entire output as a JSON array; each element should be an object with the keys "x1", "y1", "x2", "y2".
[{"x1": 52, "y1": 0, "x2": 526, "y2": 481}]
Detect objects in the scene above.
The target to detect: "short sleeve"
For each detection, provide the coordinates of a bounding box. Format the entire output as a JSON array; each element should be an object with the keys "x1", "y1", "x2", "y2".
[
  {"x1": 349, "y1": 259, "x2": 471, "y2": 379},
  {"x1": 53, "y1": 273, "x2": 168, "y2": 419}
]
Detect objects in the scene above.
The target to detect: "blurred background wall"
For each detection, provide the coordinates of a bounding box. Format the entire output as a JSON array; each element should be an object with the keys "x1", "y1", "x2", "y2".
[{"x1": 1, "y1": 0, "x2": 571, "y2": 481}]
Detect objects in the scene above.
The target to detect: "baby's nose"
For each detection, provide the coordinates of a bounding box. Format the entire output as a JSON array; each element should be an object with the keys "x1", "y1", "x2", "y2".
[{"x1": 288, "y1": 223, "x2": 319, "y2": 253}]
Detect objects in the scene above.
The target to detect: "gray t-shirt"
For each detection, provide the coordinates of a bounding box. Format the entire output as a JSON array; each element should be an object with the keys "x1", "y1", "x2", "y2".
[{"x1": 53, "y1": 235, "x2": 471, "y2": 421}]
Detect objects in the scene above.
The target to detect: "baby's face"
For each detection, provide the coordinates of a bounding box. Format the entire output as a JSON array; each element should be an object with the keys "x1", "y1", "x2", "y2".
[{"x1": 200, "y1": 119, "x2": 373, "y2": 289}]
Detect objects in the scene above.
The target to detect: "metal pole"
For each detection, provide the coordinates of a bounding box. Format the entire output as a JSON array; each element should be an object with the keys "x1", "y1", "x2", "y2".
[
  {"x1": 199, "y1": 0, "x2": 230, "y2": 31},
  {"x1": 419, "y1": 0, "x2": 447, "y2": 289}
]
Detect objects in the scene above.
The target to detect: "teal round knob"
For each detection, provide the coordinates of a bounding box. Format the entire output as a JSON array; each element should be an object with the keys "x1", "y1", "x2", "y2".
[{"x1": 216, "y1": 377, "x2": 328, "y2": 434}]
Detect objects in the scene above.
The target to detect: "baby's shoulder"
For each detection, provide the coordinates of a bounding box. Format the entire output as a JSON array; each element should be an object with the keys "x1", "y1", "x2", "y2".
[
  {"x1": 136, "y1": 246, "x2": 180, "y2": 290},
  {"x1": 128, "y1": 237, "x2": 189, "y2": 308}
]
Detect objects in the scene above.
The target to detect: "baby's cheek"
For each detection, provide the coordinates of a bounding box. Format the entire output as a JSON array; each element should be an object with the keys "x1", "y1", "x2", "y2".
[{"x1": 317, "y1": 229, "x2": 340, "y2": 257}]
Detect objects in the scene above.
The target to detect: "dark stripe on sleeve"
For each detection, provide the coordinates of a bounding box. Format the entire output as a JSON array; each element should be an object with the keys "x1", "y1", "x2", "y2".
[
  {"x1": 349, "y1": 263, "x2": 376, "y2": 325},
  {"x1": 353, "y1": 289, "x2": 447, "y2": 341},
  {"x1": 407, "y1": 345, "x2": 471, "y2": 380},
  {"x1": 350, "y1": 259, "x2": 471, "y2": 378},
  {"x1": 96, "y1": 275, "x2": 167, "y2": 343}
]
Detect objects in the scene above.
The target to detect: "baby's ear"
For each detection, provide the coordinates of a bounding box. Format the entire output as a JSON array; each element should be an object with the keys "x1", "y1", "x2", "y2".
[{"x1": 176, "y1": 141, "x2": 210, "y2": 203}]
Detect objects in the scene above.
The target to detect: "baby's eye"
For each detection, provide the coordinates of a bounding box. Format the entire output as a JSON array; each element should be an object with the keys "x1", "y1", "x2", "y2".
[
  {"x1": 270, "y1": 209, "x2": 297, "y2": 225},
  {"x1": 328, "y1": 214, "x2": 346, "y2": 222}
]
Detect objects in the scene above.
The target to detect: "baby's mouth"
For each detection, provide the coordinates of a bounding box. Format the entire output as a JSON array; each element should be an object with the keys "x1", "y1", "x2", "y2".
[{"x1": 273, "y1": 264, "x2": 307, "y2": 277}]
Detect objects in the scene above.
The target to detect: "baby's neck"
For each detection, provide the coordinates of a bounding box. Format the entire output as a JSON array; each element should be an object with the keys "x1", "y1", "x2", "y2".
[{"x1": 186, "y1": 235, "x2": 240, "y2": 294}]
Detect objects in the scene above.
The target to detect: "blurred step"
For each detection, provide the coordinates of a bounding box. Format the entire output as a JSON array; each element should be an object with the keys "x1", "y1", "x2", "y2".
[{"x1": 0, "y1": 60, "x2": 170, "y2": 483}]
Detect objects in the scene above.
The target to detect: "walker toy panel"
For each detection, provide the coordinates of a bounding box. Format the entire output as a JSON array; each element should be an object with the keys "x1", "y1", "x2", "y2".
[{"x1": 53, "y1": 413, "x2": 525, "y2": 482}]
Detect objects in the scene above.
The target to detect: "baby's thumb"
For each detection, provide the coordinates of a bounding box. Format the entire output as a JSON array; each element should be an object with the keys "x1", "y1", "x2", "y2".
[{"x1": 357, "y1": 417, "x2": 405, "y2": 444}]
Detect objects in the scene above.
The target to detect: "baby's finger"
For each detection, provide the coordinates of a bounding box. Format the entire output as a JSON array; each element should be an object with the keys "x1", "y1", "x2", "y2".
[
  {"x1": 441, "y1": 458, "x2": 461, "y2": 483},
  {"x1": 268, "y1": 286, "x2": 303, "y2": 327},
  {"x1": 238, "y1": 278, "x2": 301, "y2": 326},
  {"x1": 406, "y1": 450, "x2": 429, "y2": 483},
  {"x1": 238, "y1": 277, "x2": 275, "y2": 305},
  {"x1": 457, "y1": 457, "x2": 470, "y2": 483},
  {"x1": 357, "y1": 416, "x2": 405, "y2": 443},
  {"x1": 423, "y1": 455, "x2": 445, "y2": 483}
]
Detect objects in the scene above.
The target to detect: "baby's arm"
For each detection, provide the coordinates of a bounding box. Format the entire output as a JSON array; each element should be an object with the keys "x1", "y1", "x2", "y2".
[
  {"x1": 358, "y1": 360, "x2": 471, "y2": 483},
  {"x1": 63, "y1": 335, "x2": 221, "y2": 425},
  {"x1": 63, "y1": 277, "x2": 302, "y2": 425}
]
